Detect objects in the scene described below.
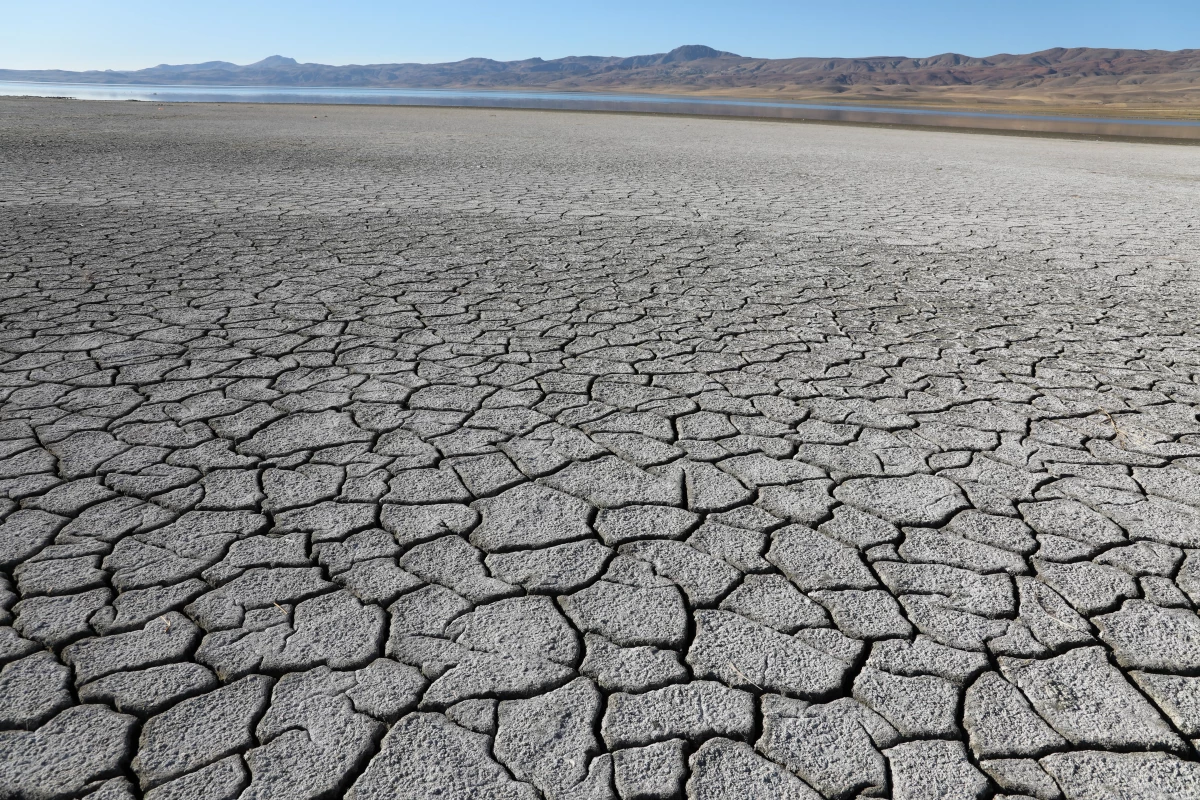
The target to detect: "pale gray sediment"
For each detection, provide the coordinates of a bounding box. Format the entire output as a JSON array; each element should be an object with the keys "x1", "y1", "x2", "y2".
[{"x1": 1, "y1": 97, "x2": 1199, "y2": 799}]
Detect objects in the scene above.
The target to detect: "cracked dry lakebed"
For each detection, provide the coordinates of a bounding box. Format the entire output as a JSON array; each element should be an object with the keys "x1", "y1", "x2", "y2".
[{"x1": 2, "y1": 96, "x2": 1200, "y2": 800}]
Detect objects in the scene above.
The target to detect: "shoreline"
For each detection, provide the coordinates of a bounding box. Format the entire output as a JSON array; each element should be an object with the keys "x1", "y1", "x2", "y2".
[
  {"x1": 6, "y1": 79, "x2": 1200, "y2": 121},
  {"x1": 5, "y1": 94, "x2": 1198, "y2": 146},
  {"x1": 5, "y1": 79, "x2": 1200, "y2": 122}
]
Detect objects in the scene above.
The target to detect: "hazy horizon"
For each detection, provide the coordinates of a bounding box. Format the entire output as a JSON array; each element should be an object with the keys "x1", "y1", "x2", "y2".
[
  {"x1": 12, "y1": 43, "x2": 1200, "y2": 76},
  {"x1": 3, "y1": 0, "x2": 1197, "y2": 72}
]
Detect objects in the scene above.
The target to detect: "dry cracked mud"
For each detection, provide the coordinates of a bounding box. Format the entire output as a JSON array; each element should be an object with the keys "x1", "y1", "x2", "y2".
[{"x1": 1, "y1": 97, "x2": 1200, "y2": 800}]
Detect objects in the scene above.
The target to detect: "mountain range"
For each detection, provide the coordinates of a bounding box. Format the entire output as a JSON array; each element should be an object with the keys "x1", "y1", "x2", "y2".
[{"x1": 5, "y1": 45, "x2": 1200, "y2": 113}]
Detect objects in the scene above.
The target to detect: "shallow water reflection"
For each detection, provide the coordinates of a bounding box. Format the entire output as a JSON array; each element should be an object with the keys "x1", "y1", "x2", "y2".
[{"x1": 3, "y1": 81, "x2": 1198, "y2": 140}]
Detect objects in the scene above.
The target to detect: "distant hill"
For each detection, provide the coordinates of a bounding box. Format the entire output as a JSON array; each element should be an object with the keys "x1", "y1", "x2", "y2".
[{"x1": 5, "y1": 45, "x2": 1200, "y2": 113}]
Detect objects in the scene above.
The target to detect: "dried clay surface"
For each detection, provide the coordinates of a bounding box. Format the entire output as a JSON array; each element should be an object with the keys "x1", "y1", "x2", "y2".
[{"x1": 2, "y1": 97, "x2": 1200, "y2": 800}]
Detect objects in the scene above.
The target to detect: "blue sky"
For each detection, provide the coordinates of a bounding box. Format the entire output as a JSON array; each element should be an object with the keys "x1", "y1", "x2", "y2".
[{"x1": 4, "y1": 0, "x2": 1197, "y2": 71}]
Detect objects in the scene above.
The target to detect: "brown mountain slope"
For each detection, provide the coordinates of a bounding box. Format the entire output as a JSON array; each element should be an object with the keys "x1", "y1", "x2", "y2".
[{"x1": 5, "y1": 45, "x2": 1200, "y2": 116}]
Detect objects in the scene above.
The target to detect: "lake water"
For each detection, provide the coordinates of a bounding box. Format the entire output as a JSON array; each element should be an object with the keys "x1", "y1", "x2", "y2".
[{"x1": 4, "y1": 80, "x2": 1199, "y2": 140}]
